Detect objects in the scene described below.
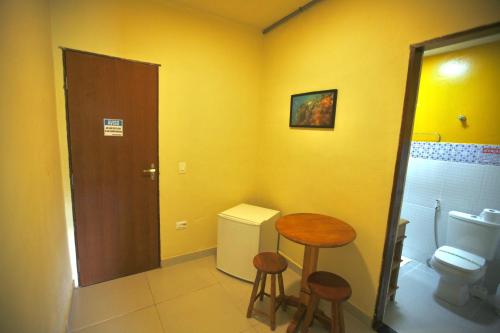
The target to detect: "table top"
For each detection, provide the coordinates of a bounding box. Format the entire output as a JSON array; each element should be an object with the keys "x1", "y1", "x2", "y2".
[{"x1": 276, "y1": 213, "x2": 356, "y2": 247}]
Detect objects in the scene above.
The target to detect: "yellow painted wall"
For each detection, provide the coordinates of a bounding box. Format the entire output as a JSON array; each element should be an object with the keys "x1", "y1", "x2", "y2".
[
  {"x1": 413, "y1": 40, "x2": 500, "y2": 144},
  {"x1": 30, "y1": 0, "x2": 500, "y2": 323},
  {"x1": 49, "y1": 0, "x2": 263, "y2": 261},
  {"x1": 0, "y1": 0, "x2": 73, "y2": 332},
  {"x1": 257, "y1": 0, "x2": 500, "y2": 316}
]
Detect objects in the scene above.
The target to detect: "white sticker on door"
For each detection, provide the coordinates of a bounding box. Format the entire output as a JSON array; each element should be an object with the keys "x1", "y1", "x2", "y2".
[{"x1": 103, "y1": 119, "x2": 123, "y2": 136}]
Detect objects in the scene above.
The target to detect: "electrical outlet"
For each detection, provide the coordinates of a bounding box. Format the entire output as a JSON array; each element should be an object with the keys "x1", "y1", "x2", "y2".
[{"x1": 176, "y1": 221, "x2": 187, "y2": 230}]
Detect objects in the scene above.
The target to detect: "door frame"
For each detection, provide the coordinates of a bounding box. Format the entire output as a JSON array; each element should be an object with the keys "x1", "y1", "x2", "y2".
[
  {"x1": 372, "y1": 21, "x2": 500, "y2": 330},
  {"x1": 61, "y1": 48, "x2": 162, "y2": 285}
]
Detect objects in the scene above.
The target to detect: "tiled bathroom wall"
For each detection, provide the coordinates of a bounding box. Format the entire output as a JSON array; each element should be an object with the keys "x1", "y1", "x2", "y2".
[
  {"x1": 410, "y1": 141, "x2": 500, "y2": 166},
  {"x1": 401, "y1": 142, "x2": 500, "y2": 291}
]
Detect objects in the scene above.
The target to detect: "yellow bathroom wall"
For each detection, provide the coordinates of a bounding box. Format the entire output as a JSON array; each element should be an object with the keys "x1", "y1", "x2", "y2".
[
  {"x1": 413, "y1": 40, "x2": 500, "y2": 144},
  {"x1": 257, "y1": 0, "x2": 500, "y2": 316},
  {"x1": 0, "y1": 0, "x2": 73, "y2": 332},
  {"x1": 49, "y1": 0, "x2": 263, "y2": 260}
]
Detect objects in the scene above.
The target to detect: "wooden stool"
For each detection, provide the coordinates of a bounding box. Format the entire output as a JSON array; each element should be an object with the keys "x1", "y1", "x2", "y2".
[
  {"x1": 246, "y1": 252, "x2": 288, "y2": 330},
  {"x1": 301, "y1": 271, "x2": 352, "y2": 333}
]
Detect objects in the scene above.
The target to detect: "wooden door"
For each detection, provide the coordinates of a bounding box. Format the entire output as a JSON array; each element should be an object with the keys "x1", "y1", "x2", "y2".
[{"x1": 64, "y1": 50, "x2": 160, "y2": 286}]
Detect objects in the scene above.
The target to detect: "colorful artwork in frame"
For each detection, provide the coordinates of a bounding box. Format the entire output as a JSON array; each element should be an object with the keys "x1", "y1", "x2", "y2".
[{"x1": 289, "y1": 89, "x2": 337, "y2": 128}]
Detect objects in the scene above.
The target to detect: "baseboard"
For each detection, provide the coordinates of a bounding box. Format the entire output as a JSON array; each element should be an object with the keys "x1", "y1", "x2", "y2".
[
  {"x1": 278, "y1": 250, "x2": 303, "y2": 275},
  {"x1": 161, "y1": 247, "x2": 216, "y2": 267},
  {"x1": 278, "y1": 250, "x2": 373, "y2": 327},
  {"x1": 343, "y1": 301, "x2": 373, "y2": 327}
]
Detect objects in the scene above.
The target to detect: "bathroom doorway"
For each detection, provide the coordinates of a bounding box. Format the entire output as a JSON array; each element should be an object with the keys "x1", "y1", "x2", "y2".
[{"x1": 374, "y1": 22, "x2": 500, "y2": 333}]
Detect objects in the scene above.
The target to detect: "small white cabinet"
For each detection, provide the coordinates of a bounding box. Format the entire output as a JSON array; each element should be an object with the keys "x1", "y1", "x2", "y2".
[{"x1": 216, "y1": 203, "x2": 280, "y2": 281}]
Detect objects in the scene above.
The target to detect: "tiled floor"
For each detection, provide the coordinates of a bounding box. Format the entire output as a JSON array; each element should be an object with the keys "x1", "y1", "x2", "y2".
[
  {"x1": 385, "y1": 260, "x2": 500, "y2": 333},
  {"x1": 69, "y1": 255, "x2": 375, "y2": 333}
]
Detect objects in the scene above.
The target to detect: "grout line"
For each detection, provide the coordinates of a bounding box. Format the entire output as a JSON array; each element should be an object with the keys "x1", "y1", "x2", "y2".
[
  {"x1": 144, "y1": 272, "x2": 167, "y2": 333},
  {"x1": 150, "y1": 256, "x2": 257, "y2": 331},
  {"x1": 153, "y1": 282, "x2": 218, "y2": 306},
  {"x1": 71, "y1": 304, "x2": 154, "y2": 332},
  {"x1": 150, "y1": 257, "x2": 222, "y2": 306},
  {"x1": 71, "y1": 273, "x2": 155, "y2": 332},
  {"x1": 153, "y1": 304, "x2": 167, "y2": 333},
  {"x1": 144, "y1": 270, "x2": 160, "y2": 305}
]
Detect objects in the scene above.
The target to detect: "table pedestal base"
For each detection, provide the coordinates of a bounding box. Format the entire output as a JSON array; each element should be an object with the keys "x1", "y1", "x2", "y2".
[{"x1": 282, "y1": 296, "x2": 333, "y2": 332}]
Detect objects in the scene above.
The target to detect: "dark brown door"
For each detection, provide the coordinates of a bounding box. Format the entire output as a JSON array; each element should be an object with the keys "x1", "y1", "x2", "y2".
[{"x1": 64, "y1": 50, "x2": 160, "y2": 286}]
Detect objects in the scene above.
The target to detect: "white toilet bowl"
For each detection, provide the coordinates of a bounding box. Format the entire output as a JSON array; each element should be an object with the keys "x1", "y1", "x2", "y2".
[{"x1": 431, "y1": 245, "x2": 486, "y2": 306}]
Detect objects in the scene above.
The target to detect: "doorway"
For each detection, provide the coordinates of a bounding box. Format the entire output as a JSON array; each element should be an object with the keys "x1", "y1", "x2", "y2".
[
  {"x1": 63, "y1": 49, "x2": 160, "y2": 286},
  {"x1": 374, "y1": 22, "x2": 500, "y2": 332}
]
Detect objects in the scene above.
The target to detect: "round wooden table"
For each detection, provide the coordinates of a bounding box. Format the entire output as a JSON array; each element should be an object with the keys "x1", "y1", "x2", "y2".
[{"x1": 276, "y1": 213, "x2": 356, "y2": 333}]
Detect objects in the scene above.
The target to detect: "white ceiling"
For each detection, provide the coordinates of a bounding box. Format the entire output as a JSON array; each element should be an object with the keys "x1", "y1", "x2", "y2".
[{"x1": 169, "y1": 0, "x2": 311, "y2": 28}]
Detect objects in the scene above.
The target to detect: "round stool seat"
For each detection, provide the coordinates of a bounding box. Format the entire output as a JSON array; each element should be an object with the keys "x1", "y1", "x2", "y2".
[
  {"x1": 253, "y1": 252, "x2": 288, "y2": 274},
  {"x1": 307, "y1": 271, "x2": 351, "y2": 302}
]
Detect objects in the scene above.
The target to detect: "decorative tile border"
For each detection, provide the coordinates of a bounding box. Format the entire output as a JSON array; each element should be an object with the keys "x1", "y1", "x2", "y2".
[{"x1": 410, "y1": 141, "x2": 500, "y2": 166}]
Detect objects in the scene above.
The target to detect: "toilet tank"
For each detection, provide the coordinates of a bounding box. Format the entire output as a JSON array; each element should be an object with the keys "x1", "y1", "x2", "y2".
[{"x1": 447, "y1": 211, "x2": 500, "y2": 260}]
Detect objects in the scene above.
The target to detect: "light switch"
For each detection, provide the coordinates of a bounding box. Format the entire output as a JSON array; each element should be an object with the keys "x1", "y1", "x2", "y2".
[
  {"x1": 178, "y1": 161, "x2": 186, "y2": 174},
  {"x1": 176, "y1": 221, "x2": 187, "y2": 229}
]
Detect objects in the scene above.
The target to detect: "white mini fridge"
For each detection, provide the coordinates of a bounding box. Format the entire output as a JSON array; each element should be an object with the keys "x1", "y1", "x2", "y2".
[{"x1": 217, "y1": 203, "x2": 281, "y2": 282}]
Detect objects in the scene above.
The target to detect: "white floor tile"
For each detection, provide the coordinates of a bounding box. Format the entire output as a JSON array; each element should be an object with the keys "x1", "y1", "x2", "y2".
[
  {"x1": 70, "y1": 273, "x2": 154, "y2": 331},
  {"x1": 72, "y1": 306, "x2": 163, "y2": 333},
  {"x1": 385, "y1": 264, "x2": 500, "y2": 333},
  {"x1": 146, "y1": 257, "x2": 218, "y2": 303},
  {"x1": 69, "y1": 254, "x2": 375, "y2": 333},
  {"x1": 156, "y1": 283, "x2": 254, "y2": 333}
]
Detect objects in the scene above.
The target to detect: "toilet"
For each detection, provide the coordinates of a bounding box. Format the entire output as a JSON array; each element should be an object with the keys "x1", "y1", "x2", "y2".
[{"x1": 430, "y1": 209, "x2": 500, "y2": 306}]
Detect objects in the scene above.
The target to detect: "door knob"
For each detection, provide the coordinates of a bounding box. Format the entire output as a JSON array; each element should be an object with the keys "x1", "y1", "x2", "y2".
[{"x1": 142, "y1": 163, "x2": 157, "y2": 180}]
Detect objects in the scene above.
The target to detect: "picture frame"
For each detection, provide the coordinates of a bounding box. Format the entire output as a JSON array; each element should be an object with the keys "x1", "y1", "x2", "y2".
[{"x1": 289, "y1": 89, "x2": 337, "y2": 128}]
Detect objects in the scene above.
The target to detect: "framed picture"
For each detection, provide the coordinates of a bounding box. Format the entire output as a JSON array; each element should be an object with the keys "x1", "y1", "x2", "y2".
[{"x1": 289, "y1": 89, "x2": 337, "y2": 128}]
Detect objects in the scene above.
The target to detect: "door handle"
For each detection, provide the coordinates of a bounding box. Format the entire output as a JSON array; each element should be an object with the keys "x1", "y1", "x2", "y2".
[{"x1": 142, "y1": 163, "x2": 157, "y2": 180}]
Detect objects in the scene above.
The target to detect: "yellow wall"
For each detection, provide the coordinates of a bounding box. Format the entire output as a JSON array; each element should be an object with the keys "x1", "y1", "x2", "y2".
[
  {"x1": 257, "y1": 0, "x2": 500, "y2": 316},
  {"x1": 49, "y1": 0, "x2": 263, "y2": 261},
  {"x1": 28, "y1": 0, "x2": 500, "y2": 323},
  {"x1": 0, "y1": 0, "x2": 73, "y2": 332},
  {"x1": 413, "y1": 40, "x2": 500, "y2": 144}
]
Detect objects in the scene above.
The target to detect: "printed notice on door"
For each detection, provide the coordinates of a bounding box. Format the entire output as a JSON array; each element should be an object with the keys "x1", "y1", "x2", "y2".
[{"x1": 103, "y1": 119, "x2": 123, "y2": 136}]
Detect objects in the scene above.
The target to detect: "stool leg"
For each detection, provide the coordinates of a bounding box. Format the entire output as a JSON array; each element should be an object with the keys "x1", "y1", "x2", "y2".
[
  {"x1": 247, "y1": 271, "x2": 262, "y2": 318},
  {"x1": 331, "y1": 302, "x2": 340, "y2": 333},
  {"x1": 278, "y1": 273, "x2": 286, "y2": 310},
  {"x1": 259, "y1": 273, "x2": 267, "y2": 301},
  {"x1": 338, "y1": 303, "x2": 345, "y2": 333},
  {"x1": 270, "y1": 274, "x2": 277, "y2": 330},
  {"x1": 301, "y1": 293, "x2": 319, "y2": 333}
]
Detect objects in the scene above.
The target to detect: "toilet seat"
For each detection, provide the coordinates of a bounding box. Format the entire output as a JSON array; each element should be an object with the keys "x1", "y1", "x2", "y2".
[{"x1": 434, "y1": 246, "x2": 485, "y2": 272}]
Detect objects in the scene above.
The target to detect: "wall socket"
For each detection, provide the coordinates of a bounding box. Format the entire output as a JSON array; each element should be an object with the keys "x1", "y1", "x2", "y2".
[{"x1": 176, "y1": 221, "x2": 187, "y2": 230}]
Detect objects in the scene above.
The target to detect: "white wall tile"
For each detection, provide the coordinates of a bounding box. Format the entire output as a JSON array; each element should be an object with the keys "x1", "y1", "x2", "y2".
[
  {"x1": 401, "y1": 203, "x2": 436, "y2": 263},
  {"x1": 440, "y1": 162, "x2": 484, "y2": 213},
  {"x1": 403, "y1": 158, "x2": 445, "y2": 208},
  {"x1": 475, "y1": 165, "x2": 500, "y2": 212},
  {"x1": 401, "y1": 159, "x2": 500, "y2": 272}
]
